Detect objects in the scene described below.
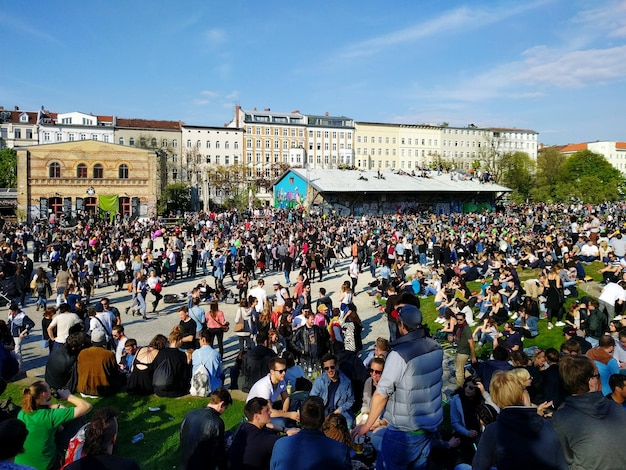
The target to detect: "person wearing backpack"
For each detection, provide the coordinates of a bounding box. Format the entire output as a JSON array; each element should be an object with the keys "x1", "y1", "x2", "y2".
[
  {"x1": 152, "y1": 326, "x2": 190, "y2": 398},
  {"x1": 190, "y1": 330, "x2": 223, "y2": 397}
]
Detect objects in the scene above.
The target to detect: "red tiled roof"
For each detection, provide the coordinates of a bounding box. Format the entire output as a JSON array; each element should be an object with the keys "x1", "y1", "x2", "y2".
[
  {"x1": 616, "y1": 142, "x2": 626, "y2": 149},
  {"x1": 2, "y1": 111, "x2": 38, "y2": 124},
  {"x1": 560, "y1": 143, "x2": 588, "y2": 153},
  {"x1": 116, "y1": 118, "x2": 181, "y2": 130}
]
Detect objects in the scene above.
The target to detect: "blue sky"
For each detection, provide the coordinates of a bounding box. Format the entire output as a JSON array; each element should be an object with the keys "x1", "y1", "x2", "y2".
[{"x1": 2, "y1": 0, "x2": 625, "y2": 145}]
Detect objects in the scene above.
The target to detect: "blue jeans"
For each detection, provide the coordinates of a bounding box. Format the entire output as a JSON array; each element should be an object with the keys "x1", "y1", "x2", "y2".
[
  {"x1": 388, "y1": 321, "x2": 398, "y2": 342},
  {"x1": 376, "y1": 428, "x2": 435, "y2": 470}
]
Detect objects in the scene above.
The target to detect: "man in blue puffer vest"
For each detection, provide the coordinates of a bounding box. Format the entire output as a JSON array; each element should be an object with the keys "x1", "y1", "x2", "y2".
[{"x1": 354, "y1": 304, "x2": 444, "y2": 469}]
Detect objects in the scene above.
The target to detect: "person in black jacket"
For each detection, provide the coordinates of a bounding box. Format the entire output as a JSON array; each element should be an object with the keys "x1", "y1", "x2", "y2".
[
  {"x1": 152, "y1": 326, "x2": 191, "y2": 398},
  {"x1": 291, "y1": 312, "x2": 330, "y2": 365},
  {"x1": 241, "y1": 331, "x2": 276, "y2": 392},
  {"x1": 179, "y1": 388, "x2": 233, "y2": 470}
]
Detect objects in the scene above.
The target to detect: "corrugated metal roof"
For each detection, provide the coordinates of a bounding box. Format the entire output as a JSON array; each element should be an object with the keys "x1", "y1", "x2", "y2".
[{"x1": 284, "y1": 169, "x2": 510, "y2": 193}]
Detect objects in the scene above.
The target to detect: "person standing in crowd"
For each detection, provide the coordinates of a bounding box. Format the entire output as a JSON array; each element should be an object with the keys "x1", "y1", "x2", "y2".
[
  {"x1": 179, "y1": 387, "x2": 232, "y2": 470},
  {"x1": 354, "y1": 304, "x2": 443, "y2": 469},
  {"x1": 453, "y1": 310, "x2": 476, "y2": 388},
  {"x1": 7, "y1": 302, "x2": 35, "y2": 368}
]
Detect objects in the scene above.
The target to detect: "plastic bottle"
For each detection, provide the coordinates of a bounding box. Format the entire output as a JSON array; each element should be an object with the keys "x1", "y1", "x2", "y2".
[
  {"x1": 286, "y1": 381, "x2": 292, "y2": 394},
  {"x1": 131, "y1": 433, "x2": 144, "y2": 444}
]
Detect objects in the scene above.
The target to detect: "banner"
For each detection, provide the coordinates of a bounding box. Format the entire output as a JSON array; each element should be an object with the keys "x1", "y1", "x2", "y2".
[{"x1": 98, "y1": 194, "x2": 118, "y2": 222}]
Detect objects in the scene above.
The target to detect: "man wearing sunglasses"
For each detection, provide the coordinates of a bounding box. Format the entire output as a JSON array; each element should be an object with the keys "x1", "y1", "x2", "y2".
[
  {"x1": 247, "y1": 357, "x2": 300, "y2": 429},
  {"x1": 310, "y1": 353, "x2": 355, "y2": 427},
  {"x1": 353, "y1": 304, "x2": 443, "y2": 470}
]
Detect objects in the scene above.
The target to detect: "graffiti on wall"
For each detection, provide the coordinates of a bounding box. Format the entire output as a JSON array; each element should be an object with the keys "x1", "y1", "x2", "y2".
[{"x1": 274, "y1": 172, "x2": 308, "y2": 209}]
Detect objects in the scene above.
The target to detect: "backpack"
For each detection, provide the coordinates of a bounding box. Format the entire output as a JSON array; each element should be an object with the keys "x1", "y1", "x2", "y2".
[
  {"x1": 152, "y1": 356, "x2": 175, "y2": 391},
  {"x1": 62, "y1": 422, "x2": 89, "y2": 468},
  {"x1": 189, "y1": 365, "x2": 210, "y2": 397}
]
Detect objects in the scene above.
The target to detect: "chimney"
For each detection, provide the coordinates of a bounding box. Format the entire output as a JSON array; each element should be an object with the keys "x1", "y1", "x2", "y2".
[
  {"x1": 325, "y1": 112, "x2": 329, "y2": 116},
  {"x1": 264, "y1": 108, "x2": 270, "y2": 112},
  {"x1": 235, "y1": 105, "x2": 241, "y2": 128},
  {"x1": 292, "y1": 110, "x2": 300, "y2": 114},
  {"x1": 253, "y1": 107, "x2": 257, "y2": 111},
  {"x1": 14, "y1": 106, "x2": 19, "y2": 111}
]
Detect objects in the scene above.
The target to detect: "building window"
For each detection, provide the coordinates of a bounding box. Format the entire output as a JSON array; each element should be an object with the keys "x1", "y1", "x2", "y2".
[
  {"x1": 26, "y1": 129, "x2": 33, "y2": 139},
  {"x1": 234, "y1": 141, "x2": 239, "y2": 149},
  {"x1": 172, "y1": 139, "x2": 178, "y2": 148},
  {"x1": 173, "y1": 169, "x2": 178, "y2": 180},
  {"x1": 77, "y1": 164, "x2": 87, "y2": 178},
  {"x1": 197, "y1": 140, "x2": 201, "y2": 148},
  {"x1": 49, "y1": 197, "x2": 63, "y2": 215},
  {"x1": 187, "y1": 140, "x2": 192, "y2": 148},
  {"x1": 56, "y1": 132, "x2": 62, "y2": 142},
  {"x1": 103, "y1": 135, "x2": 109, "y2": 142},
  {"x1": 119, "y1": 164, "x2": 129, "y2": 179},
  {"x1": 151, "y1": 138, "x2": 157, "y2": 147},
  {"x1": 49, "y1": 162, "x2": 61, "y2": 178},
  {"x1": 225, "y1": 141, "x2": 229, "y2": 149},
  {"x1": 93, "y1": 164, "x2": 103, "y2": 179},
  {"x1": 129, "y1": 137, "x2": 135, "y2": 146},
  {"x1": 216, "y1": 141, "x2": 220, "y2": 149},
  {"x1": 119, "y1": 197, "x2": 131, "y2": 216},
  {"x1": 162, "y1": 139, "x2": 168, "y2": 147},
  {"x1": 119, "y1": 137, "x2": 125, "y2": 145},
  {"x1": 14, "y1": 129, "x2": 21, "y2": 139},
  {"x1": 43, "y1": 132, "x2": 50, "y2": 142},
  {"x1": 80, "y1": 133, "x2": 86, "y2": 140}
]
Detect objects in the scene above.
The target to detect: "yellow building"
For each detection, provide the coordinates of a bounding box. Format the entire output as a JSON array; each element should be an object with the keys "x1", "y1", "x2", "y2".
[{"x1": 17, "y1": 140, "x2": 166, "y2": 222}]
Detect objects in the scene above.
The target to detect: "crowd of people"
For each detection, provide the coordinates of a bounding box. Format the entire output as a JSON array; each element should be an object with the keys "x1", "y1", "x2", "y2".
[{"x1": 2, "y1": 201, "x2": 626, "y2": 469}]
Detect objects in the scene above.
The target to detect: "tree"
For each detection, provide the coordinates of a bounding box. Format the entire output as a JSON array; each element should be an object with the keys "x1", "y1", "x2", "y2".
[
  {"x1": 500, "y1": 151, "x2": 536, "y2": 203},
  {"x1": 159, "y1": 182, "x2": 191, "y2": 214},
  {"x1": 0, "y1": 148, "x2": 17, "y2": 188},
  {"x1": 557, "y1": 150, "x2": 623, "y2": 203},
  {"x1": 531, "y1": 147, "x2": 566, "y2": 202},
  {"x1": 477, "y1": 131, "x2": 507, "y2": 181}
]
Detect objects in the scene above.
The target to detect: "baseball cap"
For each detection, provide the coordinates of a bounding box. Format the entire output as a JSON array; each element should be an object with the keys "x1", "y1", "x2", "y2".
[
  {"x1": 91, "y1": 329, "x2": 106, "y2": 346},
  {"x1": 94, "y1": 303, "x2": 104, "y2": 312},
  {"x1": 317, "y1": 304, "x2": 328, "y2": 312},
  {"x1": 398, "y1": 304, "x2": 423, "y2": 329}
]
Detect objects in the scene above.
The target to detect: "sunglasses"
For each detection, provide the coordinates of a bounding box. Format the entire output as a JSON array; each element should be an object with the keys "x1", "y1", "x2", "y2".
[
  {"x1": 369, "y1": 368, "x2": 383, "y2": 375},
  {"x1": 273, "y1": 368, "x2": 287, "y2": 374},
  {"x1": 324, "y1": 365, "x2": 336, "y2": 371}
]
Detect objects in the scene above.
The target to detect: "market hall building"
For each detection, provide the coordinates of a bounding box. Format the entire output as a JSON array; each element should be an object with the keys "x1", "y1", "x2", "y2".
[
  {"x1": 273, "y1": 168, "x2": 511, "y2": 215},
  {"x1": 16, "y1": 140, "x2": 167, "y2": 223}
]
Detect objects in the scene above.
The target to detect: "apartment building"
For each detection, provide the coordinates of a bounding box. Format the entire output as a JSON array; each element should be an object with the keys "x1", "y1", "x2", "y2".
[
  {"x1": 38, "y1": 110, "x2": 114, "y2": 144},
  {"x1": 305, "y1": 114, "x2": 355, "y2": 168},
  {"x1": 181, "y1": 125, "x2": 244, "y2": 209},
  {"x1": 0, "y1": 107, "x2": 40, "y2": 149}
]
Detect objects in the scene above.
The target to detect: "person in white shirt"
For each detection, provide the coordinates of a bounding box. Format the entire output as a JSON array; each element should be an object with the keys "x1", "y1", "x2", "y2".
[{"x1": 249, "y1": 279, "x2": 268, "y2": 314}]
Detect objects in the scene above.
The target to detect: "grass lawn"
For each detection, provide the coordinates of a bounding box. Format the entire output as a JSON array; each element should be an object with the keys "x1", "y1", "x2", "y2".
[
  {"x1": 2, "y1": 383, "x2": 244, "y2": 470},
  {"x1": 2, "y1": 262, "x2": 604, "y2": 468}
]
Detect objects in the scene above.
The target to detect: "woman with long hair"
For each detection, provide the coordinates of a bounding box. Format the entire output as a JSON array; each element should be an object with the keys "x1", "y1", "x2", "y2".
[
  {"x1": 341, "y1": 306, "x2": 363, "y2": 353},
  {"x1": 15, "y1": 381, "x2": 92, "y2": 470},
  {"x1": 205, "y1": 300, "x2": 227, "y2": 357},
  {"x1": 126, "y1": 334, "x2": 167, "y2": 395},
  {"x1": 543, "y1": 266, "x2": 564, "y2": 330},
  {"x1": 234, "y1": 298, "x2": 253, "y2": 353}
]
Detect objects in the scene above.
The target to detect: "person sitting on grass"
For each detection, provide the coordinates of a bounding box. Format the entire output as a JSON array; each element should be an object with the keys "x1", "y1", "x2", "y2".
[{"x1": 65, "y1": 407, "x2": 140, "y2": 470}]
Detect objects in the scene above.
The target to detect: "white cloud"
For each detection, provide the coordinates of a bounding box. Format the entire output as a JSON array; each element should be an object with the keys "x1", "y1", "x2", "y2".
[
  {"x1": 193, "y1": 99, "x2": 209, "y2": 106},
  {"x1": 333, "y1": 0, "x2": 553, "y2": 61},
  {"x1": 0, "y1": 12, "x2": 62, "y2": 46},
  {"x1": 201, "y1": 90, "x2": 219, "y2": 98},
  {"x1": 226, "y1": 91, "x2": 239, "y2": 100},
  {"x1": 205, "y1": 28, "x2": 227, "y2": 45},
  {"x1": 517, "y1": 45, "x2": 626, "y2": 88}
]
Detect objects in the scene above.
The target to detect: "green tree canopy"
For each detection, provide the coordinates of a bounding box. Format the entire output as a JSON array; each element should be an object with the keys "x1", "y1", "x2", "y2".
[
  {"x1": 530, "y1": 147, "x2": 566, "y2": 202},
  {"x1": 159, "y1": 182, "x2": 191, "y2": 214},
  {"x1": 0, "y1": 148, "x2": 17, "y2": 188},
  {"x1": 500, "y1": 151, "x2": 536, "y2": 203},
  {"x1": 557, "y1": 150, "x2": 623, "y2": 203}
]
